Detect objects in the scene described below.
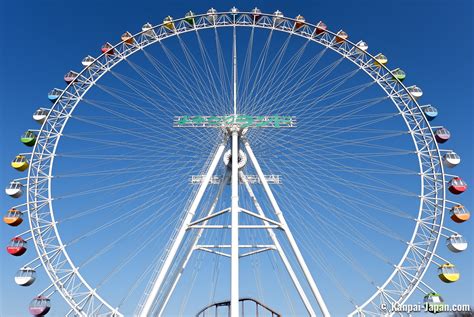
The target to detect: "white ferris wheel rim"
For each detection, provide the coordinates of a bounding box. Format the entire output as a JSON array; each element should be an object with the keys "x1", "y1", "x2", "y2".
[{"x1": 23, "y1": 10, "x2": 448, "y2": 316}]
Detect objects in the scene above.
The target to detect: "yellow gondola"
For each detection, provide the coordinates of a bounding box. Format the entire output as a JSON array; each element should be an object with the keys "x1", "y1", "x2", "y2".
[
  {"x1": 438, "y1": 263, "x2": 460, "y2": 283},
  {"x1": 373, "y1": 53, "x2": 388, "y2": 67},
  {"x1": 11, "y1": 155, "x2": 29, "y2": 172},
  {"x1": 163, "y1": 16, "x2": 175, "y2": 30}
]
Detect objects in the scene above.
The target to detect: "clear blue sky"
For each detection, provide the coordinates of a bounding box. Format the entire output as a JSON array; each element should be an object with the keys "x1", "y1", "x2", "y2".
[{"x1": 1, "y1": 0, "x2": 472, "y2": 316}]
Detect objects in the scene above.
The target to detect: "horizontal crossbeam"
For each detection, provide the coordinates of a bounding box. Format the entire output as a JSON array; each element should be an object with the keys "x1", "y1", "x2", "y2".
[
  {"x1": 191, "y1": 175, "x2": 282, "y2": 185},
  {"x1": 174, "y1": 115, "x2": 296, "y2": 128}
]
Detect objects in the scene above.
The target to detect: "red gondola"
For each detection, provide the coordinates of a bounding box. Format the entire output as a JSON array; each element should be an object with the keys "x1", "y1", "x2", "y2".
[
  {"x1": 314, "y1": 21, "x2": 327, "y2": 36},
  {"x1": 29, "y1": 296, "x2": 51, "y2": 316},
  {"x1": 435, "y1": 127, "x2": 451, "y2": 143},
  {"x1": 101, "y1": 42, "x2": 114, "y2": 55},
  {"x1": 251, "y1": 7, "x2": 262, "y2": 22},
  {"x1": 448, "y1": 177, "x2": 467, "y2": 195},
  {"x1": 64, "y1": 71, "x2": 78, "y2": 84},
  {"x1": 7, "y1": 236, "x2": 27, "y2": 256}
]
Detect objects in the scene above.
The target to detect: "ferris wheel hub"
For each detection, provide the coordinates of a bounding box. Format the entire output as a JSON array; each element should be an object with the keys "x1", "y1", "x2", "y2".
[{"x1": 223, "y1": 149, "x2": 247, "y2": 169}]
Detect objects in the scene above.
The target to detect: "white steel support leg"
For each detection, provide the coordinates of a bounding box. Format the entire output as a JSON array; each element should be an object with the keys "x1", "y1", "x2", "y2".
[
  {"x1": 243, "y1": 139, "x2": 330, "y2": 317},
  {"x1": 157, "y1": 174, "x2": 230, "y2": 316},
  {"x1": 139, "y1": 142, "x2": 227, "y2": 317},
  {"x1": 239, "y1": 171, "x2": 317, "y2": 316},
  {"x1": 230, "y1": 129, "x2": 240, "y2": 317}
]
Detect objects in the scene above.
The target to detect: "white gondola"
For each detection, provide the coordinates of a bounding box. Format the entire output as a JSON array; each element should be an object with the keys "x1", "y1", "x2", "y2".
[
  {"x1": 273, "y1": 10, "x2": 284, "y2": 25},
  {"x1": 446, "y1": 234, "x2": 468, "y2": 253},
  {"x1": 356, "y1": 41, "x2": 368, "y2": 52},
  {"x1": 142, "y1": 22, "x2": 155, "y2": 37},
  {"x1": 142, "y1": 22, "x2": 153, "y2": 32},
  {"x1": 15, "y1": 267, "x2": 36, "y2": 286},
  {"x1": 207, "y1": 8, "x2": 218, "y2": 23},
  {"x1": 443, "y1": 151, "x2": 461, "y2": 168},
  {"x1": 230, "y1": 6, "x2": 239, "y2": 14},
  {"x1": 81, "y1": 55, "x2": 95, "y2": 67},
  {"x1": 407, "y1": 85, "x2": 423, "y2": 98},
  {"x1": 33, "y1": 108, "x2": 49, "y2": 124},
  {"x1": 5, "y1": 181, "x2": 23, "y2": 198}
]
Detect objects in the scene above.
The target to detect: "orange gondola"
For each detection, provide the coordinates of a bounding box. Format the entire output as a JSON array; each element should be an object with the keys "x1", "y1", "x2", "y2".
[
  {"x1": 450, "y1": 205, "x2": 470, "y2": 223},
  {"x1": 3, "y1": 208, "x2": 23, "y2": 226}
]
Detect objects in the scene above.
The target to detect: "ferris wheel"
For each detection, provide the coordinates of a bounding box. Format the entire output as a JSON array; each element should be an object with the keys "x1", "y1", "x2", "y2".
[{"x1": 4, "y1": 7, "x2": 470, "y2": 317}]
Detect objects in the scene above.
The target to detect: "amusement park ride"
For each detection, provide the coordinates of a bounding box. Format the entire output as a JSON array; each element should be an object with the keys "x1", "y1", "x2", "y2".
[{"x1": 4, "y1": 7, "x2": 470, "y2": 317}]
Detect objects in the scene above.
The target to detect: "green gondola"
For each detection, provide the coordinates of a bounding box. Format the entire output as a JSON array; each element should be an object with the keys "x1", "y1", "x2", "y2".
[
  {"x1": 21, "y1": 130, "x2": 37, "y2": 147},
  {"x1": 392, "y1": 68, "x2": 406, "y2": 82},
  {"x1": 185, "y1": 11, "x2": 195, "y2": 25},
  {"x1": 423, "y1": 292, "x2": 445, "y2": 314}
]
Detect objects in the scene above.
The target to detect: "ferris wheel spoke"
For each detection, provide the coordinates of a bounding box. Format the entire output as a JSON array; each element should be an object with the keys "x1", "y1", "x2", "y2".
[
  {"x1": 246, "y1": 39, "x2": 312, "y2": 115},
  {"x1": 243, "y1": 32, "x2": 289, "y2": 114},
  {"x1": 240, "y1": 30, "x2": 275, "y2": 114},
  {"x1": 123, "y1": 56, "x2": 202, "y2": 114},
  {"x1": 194, "y1": 30, "x2": 230, "y2": 108},
  {"x1": 175, "y1": 35, "x2": 229, "y2": 111},
  {"x1": 213, "y1": 28, "x2": 232, "y2": 109},
  {"x1": 65, "y1": 180, "x2": 185, "y2": 248},
  {"x1": 158, "y1": 43, "x2": 219, "y2": 115},
  {"x1": 256, "y1": 47, "x2": 331, "y2": 113}
]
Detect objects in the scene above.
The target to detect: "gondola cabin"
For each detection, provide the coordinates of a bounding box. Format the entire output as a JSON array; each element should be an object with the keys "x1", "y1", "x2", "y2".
[
  {"x1": 251, "y1": 7, "x2": 262, "y2": 22},
  {"x1": 11, "y1": 155, "x2": 29, "y2": 171},
  {"x1": 314, "y1": 21, "x2": 327, "y2": 35},
  {"x1": 121, "y1": 32, "x2": 135, "y2": 45},
  {"x1": 391, "y1": 68, "x2": 406, "y2": 82},
  {"x1": 15, "y1": 267, "x2": 36, "y2": 286},
  {"x1": 206, "y1": 8, "x2": 217, "y2": 24},
  {"x1": 142, "y1": 23, "x2": 155, "y2": 37},
  {"x1": 422, "y1": 105, "x2": 438, "y2": 121},
  {"x1": 450, "y1": 205, "x2": 470, "y2": 223},
  {"x1": 443, "y1": 151, "x2": 461, "y2": 168},
  {"x1": 29, "y1": 296, "x2": 51, "y2": 316},
  {"x1": 434, "y1": 127, "x2": 450, "y2": 143},
  {"x1": 47, "y1": 88, "x2": 62, "y2": 102},
  {"x1": 163, "y1": 16, "x2": 175, "y2": 30},
  {"x1": 64, "y1": 71, "x2": 78, "y2": 84},
  {"x1": 101, "y1": 42, "x2": 114, "y2": 55},
  {"x1": 33, "y1": 108, "x2": 49, "y2": 124},
  {"x1": 273, "y1": 10, "x2": 284, "y2": 25},
  {"x1": 81, "y1": 55, "x2": 95, "y2": 67},
  {"x1": 335, "y1": 30, "x2": 348, "y2": 44},
  {"x1": 230, "y1": 7, "x2": 239, "y2": 14},
  {"x1": 5, "y1": 181, "x2": 23, "y2": 198},
  {"x1": 185, "y1": 11, "x2": 195, "y2": 25},
  {"x1": 7, "y1": 237, "x2": 27, "y2": 256},
  {"x1": 423, "y1": 293, "x2": 444, "y2": 314},
  {"x1": 21, "y1": 130, "x2": 37, "y2": 147},
  {"x1": 373, "y1": 53, "x2": 388, "y2": 66},
  {"x1": 448, "y1": 177, "x2": 467, "y2": 195},
  {"x1": 446, "y1": 234, "x2": 468, "y2": 253},
  {"x1": 294, "y1": 15, "x2": 306, "y2": 30},
  {"x1": 3, "y1": 208, "x2": 23, "y2": 226},
  {"x1": 407, "y1": 85, "x2": 423, "y2": 98},
  {"x1": 142, "y1": 22, "x2": 153, "y2": 32},
  {"x1": 356, "y1": 41, "x2": 368, "y2": 52},
  {"x1": 438, "y1": 263, "x2": 460, "y2": 283}
]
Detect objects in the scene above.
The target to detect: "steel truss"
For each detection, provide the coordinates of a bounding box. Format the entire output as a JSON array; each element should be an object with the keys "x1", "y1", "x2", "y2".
[{"x1": 22, "y1": 10, "x2": 449, "y2": 316}]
